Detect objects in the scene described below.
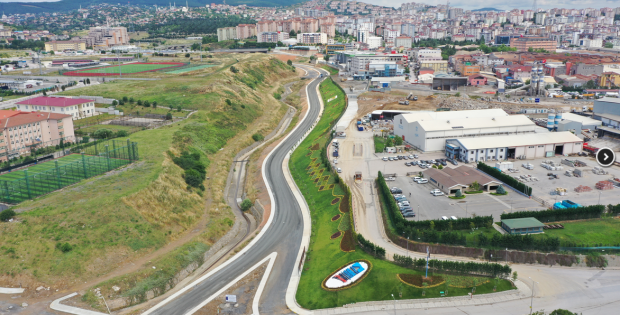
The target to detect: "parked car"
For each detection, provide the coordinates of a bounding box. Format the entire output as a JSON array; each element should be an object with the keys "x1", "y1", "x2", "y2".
[
  {"x1": 430, "y1": 189, "x2": 444, "y2": 196},
  {"x1": 402, "y1": 211, "x2": 415, "y2": 217},
  {"x1": 417, "y1": 179, "x2": 428, "y2": 184},
  {"x1": 414, "y1": 154, "x2": 419, "y2": 158},
  {"x1": 409, "y1": 154, "x2": 414, "y2": 159},
  {"x1": 398, "y1": 201, "x2": 410, "y2": 207},
  {"x1": 441, "y1": 160, "x2": 448, "y2": 166},
  {"x1": 337, "y1": 168, "x2": 342, "y2": 173},
  {"x1": 391, "y1": 187, "x2": 402, "y2": 194},
  {"x1": 450, "y1": 159, "x2": 458, "y2": 165},
  {"x1": 411, "y1": 161, "x2": 418, "y2": 166},
  {"x1": 388, "y1": 157, "x2": 394, "y2": 161},
  {"x1": 405, "y1": 162, "x2": 411, "y2": 166},
  {"x1": 334, "y1": 159, "x2": 338, "y2": 164},
  {"x1": 451, "y1": 216, "x2": 458, "y2": 220},
  {"x1": 413, "y1": 176, "x2": 421, "y2": 181},
  {"x1": 441, "y1": 216, "x2": 449, "y2": 220},
  {"x1": 382, "y1": 157, "x2": 388, "y2": 161}
]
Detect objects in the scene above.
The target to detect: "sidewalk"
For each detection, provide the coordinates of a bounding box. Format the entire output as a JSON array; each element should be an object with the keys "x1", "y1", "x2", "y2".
[{"x1": 314, "y1": 280, "x2": 531, "y2": 315}]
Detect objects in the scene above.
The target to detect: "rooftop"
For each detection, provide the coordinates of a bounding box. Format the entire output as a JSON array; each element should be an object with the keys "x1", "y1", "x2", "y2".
[
  {"x1": 455, "y1": 132, "x2": 583, "y2": 150},
  {"x1": 1, "y1": 112, "x2": 71, "y2": 129},
  {"x1": 16, "y1": 96, "x2": 93, "y2": 108},
  {"x1": 424, "y1": 165, "x2": 500, "y2": 189},
  {"x1": 560, "y1": 112, "x2": 602, "y2": 125},
  {"x1": 501, "y1": 217, "x2": 545, "y2": 229}
]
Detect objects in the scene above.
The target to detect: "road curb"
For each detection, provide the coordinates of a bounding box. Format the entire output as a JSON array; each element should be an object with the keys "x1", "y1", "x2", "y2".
[{"x1": 50, "y1": 293, "x2": 108, "y2": 315}]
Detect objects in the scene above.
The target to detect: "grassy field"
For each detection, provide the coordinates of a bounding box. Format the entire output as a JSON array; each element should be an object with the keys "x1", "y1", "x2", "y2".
[
  {"x1": 73, "y1": 114, "x2": 114, "y2": 128},
  {"x1": 114, "y1": 103, "x2": 188, "y2": 118},
  {"x1": 79, "y1": 124, "x2": 140, "y2": 135},
  {"x1": 532, "y1": 218, "x2": 620, "y2": 247},
  {"x1": 291, "y1": 79, "x2": 513, "y2": 309},
  {"x1": 374, "y1": 136, "x2": 387, "y2": 153},
  {"x1": 65, "y1": 62, "x2": 185, "y2": 75},
  {"x1": 166, "y1": 64, "x2": 216, "y2": 74},
  {"x1": 0, "y1": 53, "x2": 298, "y2": 293},
  {"x1": 320, "y1": 65, "x2": 339, "y2": 76}
]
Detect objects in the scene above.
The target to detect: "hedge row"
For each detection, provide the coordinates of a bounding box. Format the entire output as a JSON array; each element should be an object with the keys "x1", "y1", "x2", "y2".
[
  {"x1": 402, "y1": 228, "x2": 467, "y2": 246},
  {"x1": 480, "y1": 233, "x2": 560, "y2": 251},
  {"x1": 477, "y1": 162, "x2": 532, "y2": 196},
  {"x1": 393, "y1": 254, "x2": 511, "y2": 278},
  {"x1": 500, "y1": 205, "x2": 605, "y2": 222},
  {"x1": 607, "y1": 204, "x2": 620, "y2": 216},
  {"x1": 357, "y1": 234, "x2": 386, "y2": 259},
  {"x1": 377, "y1": 171, "x2": 493, "y2": 232}
]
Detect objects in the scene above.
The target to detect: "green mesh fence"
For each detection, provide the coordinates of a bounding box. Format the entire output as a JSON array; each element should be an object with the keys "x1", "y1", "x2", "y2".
[{"x1": 0, "y1": 139, "x2": 139, "y2": 204}]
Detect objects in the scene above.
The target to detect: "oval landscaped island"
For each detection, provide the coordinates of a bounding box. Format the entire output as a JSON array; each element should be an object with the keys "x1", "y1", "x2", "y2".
[{"x1": 322, "y1": 260, "x2": 371, "y2": 291}]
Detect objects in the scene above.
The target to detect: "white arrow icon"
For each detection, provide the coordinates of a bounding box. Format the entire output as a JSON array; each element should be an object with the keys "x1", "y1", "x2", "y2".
[{"x1": 604, "y1": 153, "x2": 609, "y2": 161}]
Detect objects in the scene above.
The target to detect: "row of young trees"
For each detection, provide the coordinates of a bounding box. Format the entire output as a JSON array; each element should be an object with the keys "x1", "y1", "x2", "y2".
[
  {"x1": 393, "y1": 254, "x2": 512, "y2": 278},
  {"x1": 480, "y1": 233, "x2": 560, "y2": 251},
  {"x1": 501, "y1": 205, "x2": 607, "y2": 222},
  {"x1": 357, "y1": 234, "x2": 386, "y2": 258},
  {"x1": 477, "y1": 162, "x2": 532, "y2": 196}
]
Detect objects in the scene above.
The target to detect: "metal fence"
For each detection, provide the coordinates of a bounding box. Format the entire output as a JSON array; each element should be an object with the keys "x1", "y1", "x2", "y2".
[{"x1": 0, "y1": 139, "x2": 139, "y2": 204}]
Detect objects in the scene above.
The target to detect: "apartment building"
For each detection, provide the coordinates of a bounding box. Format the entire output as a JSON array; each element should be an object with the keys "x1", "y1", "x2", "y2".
[
  {"x1": 82, "y1": 26, "x2": 128, "y2": 49},
  {"x1": 0, "y1": 111, "x2": 75, "y2": 160},
  {"x1": 256, "y1": 20, "x2": 277, "y2": 33},
  {"x1": 217, "y1": 27, "x2": 237, "y2": 41},
  {"x1": 296, "y1": 33, "x2": 327, "y2": 44},
  {"x1": 15, "y1": 96, "x2": 97, "y2": 120},
  {"x1": 258, "y1": 32, "x2": 289, "y2": 43},
  {"x1": 394, "y1": 36, "x2": 412, "y2": 48},
  {"x1": 509, "y1": 37, "x2": 557, "y2": 52},
  {"x1": 301, "y1": 19, "x2": 319, "y2": 33},
  {"x1": 44, "y1": 40, "x2": 86, "y2": 52},
  {"x1": 236, "y1": 24, "x2": 257, "y2": 40}
]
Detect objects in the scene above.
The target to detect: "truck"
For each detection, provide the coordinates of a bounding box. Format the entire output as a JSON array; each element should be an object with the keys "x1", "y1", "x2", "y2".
[
  {"x1": 333, "y1": 150, "x2": 339, "y2": 157},
  {"x1": 398, "y1": 100, "x2": 409, "y2": 105},
  {"x1": 561, "y1": 200, "x2": 581, "y2": 208}
]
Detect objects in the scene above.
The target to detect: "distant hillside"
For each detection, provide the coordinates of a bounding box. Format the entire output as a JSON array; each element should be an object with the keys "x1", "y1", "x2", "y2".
[
  {"x1": 472, "y1": 7, "x2": 503, "y2": 12},
  {"x1": 0, "y1": 0, "x2": 304, "y2": 15}
]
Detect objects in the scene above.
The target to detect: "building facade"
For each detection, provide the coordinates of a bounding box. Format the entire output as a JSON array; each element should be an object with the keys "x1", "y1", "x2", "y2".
[
  {"x1": 44, "y1": 40, "x2": 86, "y2": 52},
  {"x1": 236, "y1": 24, "x2": 257, "y2": 40},
  {"x1": 16, "y1": 96, "x2": 97, "y2": 120},
  {"x1": 509, "y1": 37, "x2": 557, "y2": 52},
  {"x1": 296, "y1": 33, "x2": 327, "y2": 44}
]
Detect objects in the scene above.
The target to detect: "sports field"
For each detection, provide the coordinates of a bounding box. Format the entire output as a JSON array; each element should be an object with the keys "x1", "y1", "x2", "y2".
[
  {"x1": 0, "y1": 151, "x2": 135, "y2": 204},
  {"x1": 62, "y1": 62, "x2": 185, "y2": 76},
  {"x1": 166, "y1": 64, "x2": 216, "y2": 74}
]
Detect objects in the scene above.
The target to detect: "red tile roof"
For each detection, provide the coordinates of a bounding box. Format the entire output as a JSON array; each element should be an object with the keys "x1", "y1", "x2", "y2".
[
  {"x1": 0, "y1": 112, "x2": 71, "y2": 129},
  {"x1": 16, "y1": 96, "x2": 93, "y2": 107}
]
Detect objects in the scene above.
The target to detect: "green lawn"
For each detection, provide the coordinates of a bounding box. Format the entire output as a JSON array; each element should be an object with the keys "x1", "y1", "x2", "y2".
[
  {"x1": 320, "y1": 65, "x2": 339, "y2": 76},
  {"x1": 374, "y1": 136, "x2": 386, "y2": 153},
  {"x1": 291, "y1": 79, "x2": 513, "y2": 310},
  {"x1": 73, "y1": 113, "x2": 114, "y2": 128},
  {"x1": 79, "y1": 124, "x2": 140, "y2": 135},
  {"x1": 68, "y1": 62, "x2": 184, "y2": 75},
  {"x1": 115, "y1": 104, "x2": 188, "y2": 118},
  {"x1": 532, "y1": 218, "x2": 620, "y2": 247}
]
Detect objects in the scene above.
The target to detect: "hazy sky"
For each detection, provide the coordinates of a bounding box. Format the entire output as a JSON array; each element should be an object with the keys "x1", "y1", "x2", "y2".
[{"x1": 358, "y1": 0, "x2": 620, "y2": 10}]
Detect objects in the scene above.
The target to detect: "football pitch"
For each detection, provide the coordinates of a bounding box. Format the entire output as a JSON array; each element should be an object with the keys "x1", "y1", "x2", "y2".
[
  {"x1": 0, "y1": 153, "x2": 132, "y2": 203},
  {"x1": 62, "y1": 62, "x2": 185, "y2": 76}
]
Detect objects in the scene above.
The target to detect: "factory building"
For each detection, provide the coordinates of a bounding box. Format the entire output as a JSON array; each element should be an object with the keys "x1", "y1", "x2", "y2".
[
  {"x1": 445, "y1": 132, "x2": 583, "y2": 162},
  {"x1": 555, "y1": 113, "x2": 602, "y2": 132},
  {"x1": 393, "y1": 109, "x2": 537, "y2": 152}
]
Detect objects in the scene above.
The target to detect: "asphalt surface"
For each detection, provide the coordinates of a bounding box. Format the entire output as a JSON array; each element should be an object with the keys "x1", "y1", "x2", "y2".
[{"x1": 148, "y1": 66, "x2": 325, "y2": 315}]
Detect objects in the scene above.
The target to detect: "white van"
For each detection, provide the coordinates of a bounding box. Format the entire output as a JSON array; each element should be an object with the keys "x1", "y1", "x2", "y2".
[
  {"x1": 441, "y1": 216, "x2": 449, "y2": 220},
  {"x1": 386, "y1": 147, "x2": 397, "y2": 153}
]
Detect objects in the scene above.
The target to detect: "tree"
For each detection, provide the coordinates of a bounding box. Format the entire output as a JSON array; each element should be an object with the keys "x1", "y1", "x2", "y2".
[
  {"x1": 56, "y1": 242, "x2": 73, "y2": 253},
  {"x1": 122, "y1": 96, "x2": 128, "y2": 102},
  {"x1": 152, "y1": 101, "x2": 157, "y2": 108},
  {"x1": 394, "y1": 136, "x2": 403, "y2": 146},
  {"x1": 143, "y1": 100, "x2": 151, "y2": 107},
  {"x1": 61, "y1": 86, "x2": 65, "y2": 91},
  {"x1": 112, "y1": 100, "x2": 118, "y2": 106},
  {"x1": 230, "y1": 66, "x2": 238, "y2": 73},
  {"x1": 309, "y1": 55, "x2": 316, "y2": 61},
  {"x1": 129, "y1": 97, "x2": 134, "y2": 103},
  {"x1": 287, "y1": 59, "x2": 293, "y2": 66},
  {"x1": 385, "y1": 137, "x2": 394, "y2": 147},
  {"x1": 512, "y1": 271, "x2": 518, "y2": 281},
  {"x1": 42, "y1": 90, "x2": 47, "y2": 96},
  {"x1": 277, "y1": 41, "x2": 283, "y2": 46},
  {"x1": 240, "y1": 198, "x2": 252, "y2": 211},
  {"x1": 0, "y1": 209, "x2": 15, "y2": 221},
  {"x1": 496, "y1": 185, "x2": 506, "y2": 195},
  {"x1": 137, "y1": 100, "x2": 143, "y2": 106},
  {"x1": 470, "y1": 181, "x2": 481, "y2": 191},
  {"x1": 185, "y1": 53, "x2": 190, "y2": 58},
  {"x1": 166, "y1": 113, "x2": 173, "y2": 120},
  {"x1": 86, "y1": 78, "x2": 90, "y2": 84},
  {"x1": 92, "y1": 128, "x2": 114, "y2": 139},
  {"x1": 115, "y1": 130, "x2": 128, "y2": 138},
  {"x1": 324, "y1": 54, "x2": 330, "y2": 61},
  {"x1": 455, "y1": 190, "x2": 463, "y2": 197},
  {"x1": 289, "y1": 30, "x2": 297, "y2": 38},
  {"x1": 549, "y1": 310, "x2": 578, "y2": 315}
]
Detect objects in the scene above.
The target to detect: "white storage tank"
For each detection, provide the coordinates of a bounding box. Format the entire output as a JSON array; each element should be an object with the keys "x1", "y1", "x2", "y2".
[
  {"x1": 555, "y1": 112, "x2": 562, "y2": 128},
  {"x1": 547, "y1": 112, "x2": 555, "y2": 130}
]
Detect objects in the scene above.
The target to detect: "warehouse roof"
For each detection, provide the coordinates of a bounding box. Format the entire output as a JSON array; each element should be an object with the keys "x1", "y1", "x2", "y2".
[
  {"x1": 501, "y1": 218, "x2": 545, "y2": 229},
  {"x1": 455, "y1": 132, "x2": 583, "y2": 150},
  {"x1": 418, "y1": 115, "x2": 533, "y2": 131},
  {"x1": 398, "y1": 108, "x2": 509, "y2": 125},
  {"x1": 560, "y1": 113, "x2": 602, "y2": 125},
  {"x1": 16, "y1": 96, "x2": 93, "y2": 107}
]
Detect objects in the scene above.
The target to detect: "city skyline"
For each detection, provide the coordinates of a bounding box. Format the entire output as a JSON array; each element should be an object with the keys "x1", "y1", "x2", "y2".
[{"x1": 356, "y1": 0, "x2": 620, "y2": 11}]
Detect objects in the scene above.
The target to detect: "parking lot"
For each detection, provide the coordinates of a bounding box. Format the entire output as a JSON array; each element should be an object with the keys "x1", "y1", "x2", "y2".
[
  {"x1": 501, "y1": 156, "x2": 620, "y2": 206},
  {"x1": 387, "y1": 175, "x2": 544, "y2": 222}
]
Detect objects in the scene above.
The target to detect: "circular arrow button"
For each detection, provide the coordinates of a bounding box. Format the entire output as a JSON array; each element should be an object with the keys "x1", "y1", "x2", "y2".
[{"x1": 596, "y1": 147, "x2": 615, "y2": 167}]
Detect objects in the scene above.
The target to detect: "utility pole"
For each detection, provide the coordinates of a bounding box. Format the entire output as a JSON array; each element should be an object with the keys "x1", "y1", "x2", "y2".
[{"x1": 529, "y1": 277, "x2": 538, "y2": 315}]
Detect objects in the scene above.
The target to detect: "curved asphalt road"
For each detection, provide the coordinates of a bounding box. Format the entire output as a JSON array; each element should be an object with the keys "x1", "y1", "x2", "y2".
[{"x1": 149, "y1": 66, "x2": 325, "y2": 315}]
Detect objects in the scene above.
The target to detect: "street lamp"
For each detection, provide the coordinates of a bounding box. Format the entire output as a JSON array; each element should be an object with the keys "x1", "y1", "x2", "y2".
[
  {"x1": 407, "y1": 237, "x2": 409, "y2": 257},
  {"x1": 528, "y1": 277, "x2": 539, "y2": 315},
  {"x1": 391, "y1": 294, "x2": 396, "y2": 315},
  {"x1": 598, "y1": 191, "x2": 602, "y2": 205}
]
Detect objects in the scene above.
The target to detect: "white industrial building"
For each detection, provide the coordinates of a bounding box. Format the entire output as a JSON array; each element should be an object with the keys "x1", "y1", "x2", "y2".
[
  {"x1": 556, "y1": 113, "x2": 602, "y2": 132},
  {"x1": 393, "y1": 109, "x2": 537, "y2": 152},
  {"x1": 445, "y1": 132, "x2": 584, "y2": 162}
]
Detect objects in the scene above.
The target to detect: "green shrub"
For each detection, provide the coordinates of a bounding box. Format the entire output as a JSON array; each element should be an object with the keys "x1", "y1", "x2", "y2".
[
  {"x1": 252, "y1": 133, "x2": 264, "y2": 142},
  {"x1": 0, "y1": 209, "x2": 16, "y2": 221},
  {"x1": 496, "y1": 185, "x2": 506, "y2": 194},
  {"x1": 56, "y1": 242, "x2": 73, "y2": 253},
  {"x1": 240, "y1": 199, "x2": 252, "y2": 211}
]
